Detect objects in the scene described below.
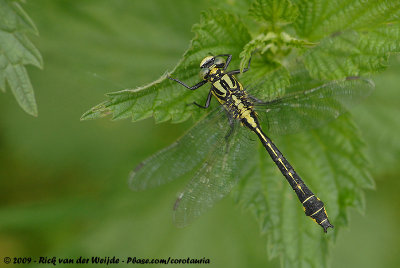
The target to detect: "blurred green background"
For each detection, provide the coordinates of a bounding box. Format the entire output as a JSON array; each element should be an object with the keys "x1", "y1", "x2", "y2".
[{"x1": 0, "y1": 1, "x2": 399, "y2": 267}]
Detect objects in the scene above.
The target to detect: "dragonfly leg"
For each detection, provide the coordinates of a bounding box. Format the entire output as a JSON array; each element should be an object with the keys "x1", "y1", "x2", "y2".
[
  {"x1": 168, "y1": 76, "x2": 207, "y2": 90},
  {"x1": 193, "y1": 89, "x2": 213, "y2": 109},
  {"x1": 226, "y1": 52, "x2": 254, "y2": 75}
]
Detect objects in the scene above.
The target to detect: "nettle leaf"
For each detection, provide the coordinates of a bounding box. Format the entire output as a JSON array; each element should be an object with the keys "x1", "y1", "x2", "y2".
[
  {"x1": 234, "y1": 114, "x2": 373, "y2": 267},
  {"x1": 81, "y1": 10, "x2": 251, "y2": 123},
  {"x1": 293, "y1": 0, "x2": 400, "y2": 40},
  {"x1": 239, "y1": 31, "x2": 313, "y2": 72},
  {"x1": 249, "y1": 0, "x2": 299, "y2": 28},
  {"x1": 0, "y1": 0, "x2": 43, "y2": 116},
  {"x1": 293, "y1": 0, "x2": 400, "y2": 80},
  {"x1": 304, "y1": 23, "x2": 400, "y2": 80}
]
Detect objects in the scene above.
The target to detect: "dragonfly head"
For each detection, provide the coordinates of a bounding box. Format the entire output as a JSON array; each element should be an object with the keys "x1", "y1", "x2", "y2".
[{"x1": 199, "y1": 55, "x2": 226, "y2": 80}]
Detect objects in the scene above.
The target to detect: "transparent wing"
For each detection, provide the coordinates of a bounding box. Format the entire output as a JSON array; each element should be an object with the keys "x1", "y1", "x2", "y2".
[
  {"x1": 129, "y1": 107, "x2": 229, "y2": 190},
  {"x1": 255, "y1": 77, "x2": 374, "y2": 135},
  {"x1": 173, "y1": 124, "x2": 256, "y2": 227}
]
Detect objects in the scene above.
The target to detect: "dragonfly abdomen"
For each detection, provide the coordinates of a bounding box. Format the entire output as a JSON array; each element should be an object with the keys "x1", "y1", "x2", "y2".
[
  {"x1": 225, "y1": 92, "x2": 254, "y2": 117},
  {"x1": 253, "y1": 127, "x2": 334, "y2": 232}
]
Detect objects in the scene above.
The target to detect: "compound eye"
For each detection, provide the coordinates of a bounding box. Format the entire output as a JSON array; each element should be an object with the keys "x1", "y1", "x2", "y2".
[
  {"x1": 199, "y1": 68, "x2": 210, "y2": 80},
  {"x1": 214, "y1": 56, "x2": 226, "y2": 68}
]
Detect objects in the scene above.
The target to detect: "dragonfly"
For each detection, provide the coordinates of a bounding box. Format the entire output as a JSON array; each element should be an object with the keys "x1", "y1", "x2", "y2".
[{"x1": 129, "y1": 54, "x2": 373, "y2": 232}]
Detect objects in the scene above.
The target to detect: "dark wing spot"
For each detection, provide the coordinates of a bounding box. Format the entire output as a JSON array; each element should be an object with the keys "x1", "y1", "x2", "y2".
[
  {"x1": 134, "y1": 162, "x2": 144, "y2": 172},
  {"x1": 173, "y1": 193, "x2": 184, "y2": 210}
]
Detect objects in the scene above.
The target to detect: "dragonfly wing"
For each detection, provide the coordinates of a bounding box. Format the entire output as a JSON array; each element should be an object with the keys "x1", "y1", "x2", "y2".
[
  {"x1": 255, "y1": 77, "x2": 374, "y2": 135},
  {"x1": 173, "y1": 125, "x2": 255, "y2": 227},
  {"x1": 129, "y1": 107, "x2": 229, "y2": 191}
]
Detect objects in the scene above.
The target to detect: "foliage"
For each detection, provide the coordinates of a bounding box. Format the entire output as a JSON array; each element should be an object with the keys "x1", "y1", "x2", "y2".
[
  {"x1": 249, "y1": 0, "x2": 299, "y2": 27},
  {"x1": 0, "y1": 0, "x2": 396, "y2": 267},
  {"x1": 80, "y1": 0, "x2": 400, "y2": 267},
  {"x1": 0, "y1": 0, "x2": 43, "y2": 116}
]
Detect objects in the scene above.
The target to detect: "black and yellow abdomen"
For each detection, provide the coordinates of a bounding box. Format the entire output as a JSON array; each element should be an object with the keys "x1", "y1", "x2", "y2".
[{"x1": 254, "y1": 127, "x2": 333, "y2": 232}]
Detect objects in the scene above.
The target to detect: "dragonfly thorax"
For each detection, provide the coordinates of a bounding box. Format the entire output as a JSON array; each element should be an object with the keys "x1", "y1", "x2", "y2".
[{"x1": 210, "y1": 73, "x2": 259, "y2": 129}]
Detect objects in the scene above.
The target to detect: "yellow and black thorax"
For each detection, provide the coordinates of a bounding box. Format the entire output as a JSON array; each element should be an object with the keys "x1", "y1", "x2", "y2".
[{"x1": 205, "y1": 64, "x2": 259, "y2": 130}]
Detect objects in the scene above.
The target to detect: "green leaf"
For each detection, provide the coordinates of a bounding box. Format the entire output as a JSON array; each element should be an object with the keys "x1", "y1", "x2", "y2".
[
  {"x1": 0, "y1": 0, "x2": 43, "y2": 116},
  {"x1": 81, "y1": 9, "x2": 251, "y2": 123},
  {"x1": 239, "y1": 31, "x2": 314, "y2": 72},
  {"x1": 249, "y1": 0, "x2": 299, "y2": 28},
  {"x1": 293, "y1": 0, "x2": 400, "y2": 40},
  {"x1": 303, "y1": 24, "x2": 400, "y2": 80},
  {"x1": 293, "y1": 0, "x2": 400, "y2": 80}
]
